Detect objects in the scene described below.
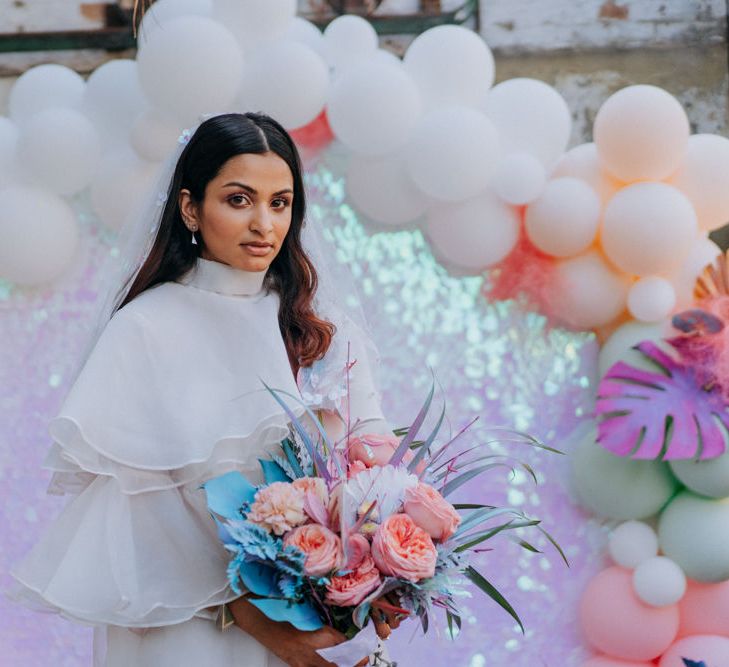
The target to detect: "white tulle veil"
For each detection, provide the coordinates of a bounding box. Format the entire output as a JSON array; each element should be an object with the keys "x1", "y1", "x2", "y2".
[{"x1": 69, "y1": 111, "x2": 385, "y2": 419}]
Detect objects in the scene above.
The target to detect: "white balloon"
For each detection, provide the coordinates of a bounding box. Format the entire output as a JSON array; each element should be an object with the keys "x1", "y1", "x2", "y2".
[
  {"x1": 327, "y1": 61, "x2": 421, "y2": 156},
  {"x1": 130, "y1": 109, "x2": 183, "y2": 163},
  {"x1": 18, "y1": 107, "x2": 101, "y2": 196},
  {"x1": 525, "y1": 177, "x2": 600, "y2": 257},
  {"x1": 633, "y1": 556, "x2": 687, "y2": 607},
  {"x1": 627, "y1": 276, "x2": 677, "y2": 323},
  {"x1": 322, "y1": 15, "x2": 378, "y2": 70},
  {"x1": 0, "y1": 117, "x2": 19, "y2": 188},
  {"x1": 90, "y1": 149, "x2": 159, "y2": 231},
  {"x1": 283, "y1": 17, "x2": 325, "y2": 54},
  {"x1": 212, "y1": 0, "x2": 296, "y2": 51},
  {"x1": 82, "y1": 59, "x2": 146, "y2": 148},
  {"x1": 553, "y1": 251, "x2": 630, "y2": 329},
  {"x1": 8, "y1": 64, "x2": 85, "y2": 122},
  {"x1": 492, "y1": 152, "x2": 546, "y2": 205},
  {"x1": 137, "y1": 0, "x2": 212, "y2": 46},
  {"x1": 404, "y1": 25, "x2": 494, "y2": 109},
  {"x1": 670, "y1": 451, "x2": 729, "y2": 499},
  {"x1": 552, "y1": 142, "x2": 624, "y2": 205},
  {"x1": 601, "y1": 182, "x2": 698, "y2": 276},
  {"x1": 598, "y1": 319, "x2": 672, "y2": 377},
  {"x1": 136, "y1": 16, "x2": 243, "y2": 124},
  {"x1": 406, "y1": 107, "x2": 499, "y2": 202},
  {"x1": 669, "y1": 134, "x2": 729, "y2": 231},
  {"x1": 594, "y1": 84, "x2": 690, "y2": 182},
  {"x1": 482, "y1": 78, "x2": 571, "y2": 169},
  {"x1": 609, "y1": 521, "x2": 659, "y2": 569},
  {"x1": 346, "y1": 154, "x2": 429, "y2": 226},
  {"x1": 0, "y1": 186, "x2": 79, "y2": 285},
  {"x1": 236, "y1": 41, "x2": 328, "y2": 129},
  {"x1": 668, "y1": 234, "x2": 722, "y2": 310},
  {"x1": 659, "y1": 491, "x2": 729, "y2": 582},
  {"x1": 571, "y1": 428, "x2": 679, "y2": 520},
  {"x1": 425, "y1": 191, "x2": 519, "y2": 271}
]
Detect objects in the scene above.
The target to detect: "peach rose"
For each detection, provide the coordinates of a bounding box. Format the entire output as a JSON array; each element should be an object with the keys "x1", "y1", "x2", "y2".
[
  {"x1": 247, "y1": 482, "x2": 306, "y2": 536},
  {"x1": 325, "y1": 553, "x2": 382, "y2": 607},
  {"x1": 371, "y1": 513, "x2": 437, "y2": 582},
  {"x1": 284, "y1": 524, "x2": 344, "y2": 577},
  {"x1": 403, "y1": 482, "x2": 461, "y2": 542},
  {"x1": 292, "y1": 476, "x2": 329, "y2": 506}
]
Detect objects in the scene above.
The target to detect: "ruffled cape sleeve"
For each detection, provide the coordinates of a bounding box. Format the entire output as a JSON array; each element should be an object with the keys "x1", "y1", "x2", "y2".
[{"x1": 10, "y1": 306, "x2": 305, "y2": 628}]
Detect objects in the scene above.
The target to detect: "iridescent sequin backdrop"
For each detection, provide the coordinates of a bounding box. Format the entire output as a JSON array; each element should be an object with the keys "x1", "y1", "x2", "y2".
[{"x1": 2, "y1": 141, "x2": 607, "y2": 666}]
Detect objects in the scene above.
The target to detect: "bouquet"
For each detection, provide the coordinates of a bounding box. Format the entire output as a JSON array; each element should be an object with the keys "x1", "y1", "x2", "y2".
[{"x1": 202, "y1": 365, "x2": 563, "y2": 666}]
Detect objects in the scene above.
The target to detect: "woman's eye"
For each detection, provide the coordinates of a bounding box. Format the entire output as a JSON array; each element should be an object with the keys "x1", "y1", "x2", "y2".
[
  {"x1": 229, "y1": 195, "x2": 249, "y2": 206},
  {"x1": 272, "y1": 198, "x2": 291, "y2": 209}
]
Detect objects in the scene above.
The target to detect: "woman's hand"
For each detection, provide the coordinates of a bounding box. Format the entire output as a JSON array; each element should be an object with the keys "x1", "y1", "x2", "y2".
[
  {"x1": 370, "y1": 593, "x2": 408, "y2": 641},
  {"x1": 228, "y1": 596, "x2": 369, "y2": 667}
]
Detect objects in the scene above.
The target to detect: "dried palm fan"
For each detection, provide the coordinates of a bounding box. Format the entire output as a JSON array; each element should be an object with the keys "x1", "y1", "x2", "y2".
[{"x1": 694, "y1": 250, "x2": 729, "y2": 300}]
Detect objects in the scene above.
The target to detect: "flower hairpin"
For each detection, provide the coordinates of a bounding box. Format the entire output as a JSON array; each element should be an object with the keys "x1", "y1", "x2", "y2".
[
  {"x1": 156, "y1": 190, "x2": 168, "y2": 208},
  {"x1": 177, "y1": 128, "x2": 192, "y2": 145}
]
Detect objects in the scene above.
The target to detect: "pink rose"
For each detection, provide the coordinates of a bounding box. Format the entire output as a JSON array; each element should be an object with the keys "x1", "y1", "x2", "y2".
[
  {"x1": 284, "y1": 524, "x2": 344, "y2": 577},
  {"x1": 347, "y1": 460, "x2": 368, "y2": 478},
  {"x1": 247, "y1": 482, "x2": 306, "y2": 536},
  {"x1": 349, "y1": 433, "x2": 425, "y2": 474},
  {"x1": 371, "y1": 513, "x2": 437, "y2": 582},
  {"x1": 403, "y1": 482, "x2": 461, "y2": 542},
  {"x1": 325, "y1": 553, "x2": 382, "y2": 607},
  {"x1": 344, "y1": 532, "x2": 371, "y2": 570}
]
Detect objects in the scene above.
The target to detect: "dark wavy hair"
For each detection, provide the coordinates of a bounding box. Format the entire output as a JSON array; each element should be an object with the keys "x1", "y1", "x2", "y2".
[{"x1": 116, "y1": 112, "x2": 336, "y2": 375}]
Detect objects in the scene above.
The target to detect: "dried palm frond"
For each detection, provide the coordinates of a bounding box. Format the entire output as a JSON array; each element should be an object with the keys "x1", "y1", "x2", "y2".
[{"x1": 695, "y1": 251, "x2": 729, "y2": 301}]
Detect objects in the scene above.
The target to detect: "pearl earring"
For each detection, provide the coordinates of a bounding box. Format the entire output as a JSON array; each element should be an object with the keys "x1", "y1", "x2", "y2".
[{"x1": 183, "y1": 217, "x2": 198, "y2": 245}]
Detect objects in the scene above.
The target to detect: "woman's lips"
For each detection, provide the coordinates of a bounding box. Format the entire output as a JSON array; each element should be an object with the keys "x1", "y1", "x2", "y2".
[{"x1": 241, "y1": 243, "x2": 272, "y2": 256}]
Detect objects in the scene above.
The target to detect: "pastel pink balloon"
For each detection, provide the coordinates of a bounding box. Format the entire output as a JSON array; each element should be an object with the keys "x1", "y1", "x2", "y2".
[
  {"x1": 580, "y1": 567, "x2": 679, "y2": 661},
  {"x1": 552, "y1": 142, "x2": 624, "y2": 205},
  {"x1": 583, "y1": 657, "x2": 654, "y2": 667},
  {"x1": 678, "y1": 580, "x2": 729, "y2": 638},
  {"x1": 594, "y1": 84, "x2": 689, "y2": 182},
  {"x1": 658, "y1": 634, "x2": 729, "y2": 666}
]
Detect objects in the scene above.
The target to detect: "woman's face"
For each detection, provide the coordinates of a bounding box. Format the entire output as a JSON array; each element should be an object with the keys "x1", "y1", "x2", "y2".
[{"x1": 179, "y1": 151, "x2": 294, "y2": 271}]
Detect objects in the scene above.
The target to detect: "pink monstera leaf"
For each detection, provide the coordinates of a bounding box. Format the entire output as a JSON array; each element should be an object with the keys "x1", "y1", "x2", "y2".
[{"x1": 596, "y1": 340, "x2": 729, "y2": 461}]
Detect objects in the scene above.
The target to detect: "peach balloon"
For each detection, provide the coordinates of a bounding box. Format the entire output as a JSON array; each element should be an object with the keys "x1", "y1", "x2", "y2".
[
  {"x1": 601, "y1": 183, "x2": 698, "y2": 276},
  {"x1": 668, "y1": 235, "x2": 721, "y2": 310},
  {"x1": 552, "y1": 142, "x2": 624, "y2": 205},
  {"x1": 627, "y1": 276, "x2": 676, "y2": 323},
  {"x1": 594, "y1": 85, "x2": 689, "y2": 182},
  {"x1": 583, "y1": 658, "x2": 654, "y2": 667},
  {"x1": 579, "y1": 567, "x2": 679, "y2": 661},
  {"x1": 525, "y1": 177, "x2": 601, "y2": 257},
  {"x1": 670, "y1": 134, "x2": 729, "y2": 231},
  {"x1": 658, "y1": 634, "x2": 729, "y2": 666},
  {"x1": 554, "y1": 251, "x2": 630, "y2": 329},
  {"x1": 678, "y1": 580, "x2": 729, "y2": 638}
]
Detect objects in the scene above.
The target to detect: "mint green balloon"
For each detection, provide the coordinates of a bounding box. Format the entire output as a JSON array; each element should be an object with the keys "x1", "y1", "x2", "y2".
[{"x1": 572, "y1": 430, "x2": 679, "y2": 520}]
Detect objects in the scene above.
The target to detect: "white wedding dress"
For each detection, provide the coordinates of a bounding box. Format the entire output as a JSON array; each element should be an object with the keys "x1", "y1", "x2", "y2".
[{"x1": 10, "y1": 257, "x2": 393, "y2": 667}]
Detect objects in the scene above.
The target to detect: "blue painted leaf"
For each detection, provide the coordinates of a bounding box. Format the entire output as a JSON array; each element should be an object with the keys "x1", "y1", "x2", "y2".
[
  {"x1": 682, "y1": 660, "x2": 707, "y2": 667},
  {"x1": 597, "y1": 341, "x2": 729, "y2": 460},
  {"x1": 212, "y1": 515, "x2": 235, "y2": 545},
  {"x1": 201, "y1": 471, "x2": 257, "y2": 519},
  {"x1": 248, "y1": 598, "x2": 323, "y2": 631},
  {"x1": 238, "y1": 560, "x2": 279, "y2": 597},
  {"x1": 258, "y1": 458, "x2": 291, "y2": 484}
]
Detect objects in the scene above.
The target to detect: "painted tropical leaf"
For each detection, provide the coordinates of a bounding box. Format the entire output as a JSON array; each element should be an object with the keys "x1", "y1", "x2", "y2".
[{"x1": 596, "y1": 340, "x2": 729, "y2": 460}]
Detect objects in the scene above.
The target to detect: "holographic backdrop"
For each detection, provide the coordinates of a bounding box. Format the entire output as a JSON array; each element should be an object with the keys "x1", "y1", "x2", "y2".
[{"x1": 2, "y1": 141, "x2": 607, "y2": 666}]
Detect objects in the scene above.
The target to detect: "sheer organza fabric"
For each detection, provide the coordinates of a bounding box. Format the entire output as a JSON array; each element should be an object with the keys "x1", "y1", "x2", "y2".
[{"x1": 10, "y1": 258, "x2": 392, "y2": 666}]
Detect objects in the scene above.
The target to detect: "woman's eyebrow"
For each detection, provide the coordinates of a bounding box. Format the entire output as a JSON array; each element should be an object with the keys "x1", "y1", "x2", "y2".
[{"x1": 222, "y1": 182, "x2": 293, "y2": 196}]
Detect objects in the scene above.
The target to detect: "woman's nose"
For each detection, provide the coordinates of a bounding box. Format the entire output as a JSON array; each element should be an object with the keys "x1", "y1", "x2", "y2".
[{"x1": 249, "y1": 206, "x2": 274, "y2": 234}]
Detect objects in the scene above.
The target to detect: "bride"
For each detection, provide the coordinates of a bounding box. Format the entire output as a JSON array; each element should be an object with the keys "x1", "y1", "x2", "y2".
[{"x1": 10, "y1": 112, "x2": 402, "y2": 666}]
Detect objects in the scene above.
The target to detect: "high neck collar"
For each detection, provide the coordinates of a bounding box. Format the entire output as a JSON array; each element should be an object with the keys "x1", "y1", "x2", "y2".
[{"x1": 176, "y1": 257, "x2": 269, "y2": 296}]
